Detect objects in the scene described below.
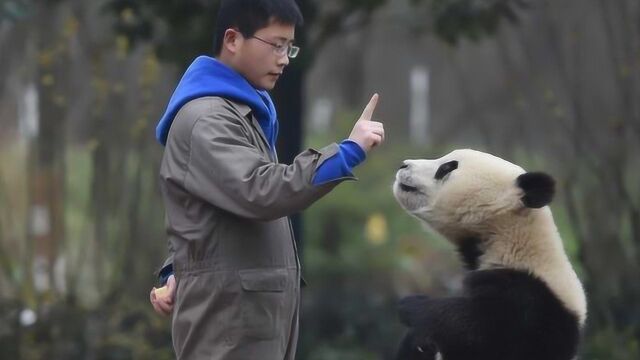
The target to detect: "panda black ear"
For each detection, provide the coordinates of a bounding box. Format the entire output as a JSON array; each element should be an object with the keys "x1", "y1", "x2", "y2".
[{"x1": 517, "y1": 172, "x2": 555, "y2": 208}]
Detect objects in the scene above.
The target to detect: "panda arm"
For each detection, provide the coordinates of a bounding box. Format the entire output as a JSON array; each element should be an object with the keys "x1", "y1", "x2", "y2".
[{"x1": 398, "y1": 295, "x2": 494, "y2": 350}]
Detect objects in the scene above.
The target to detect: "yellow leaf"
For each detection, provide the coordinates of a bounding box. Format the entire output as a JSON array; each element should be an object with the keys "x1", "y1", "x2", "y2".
[
  {"x1": 365, "y1": 213, "x2": 388, "y2": 245},
  {"x1": 115, "y1": 36, "x2": 129, "y2": 59}
]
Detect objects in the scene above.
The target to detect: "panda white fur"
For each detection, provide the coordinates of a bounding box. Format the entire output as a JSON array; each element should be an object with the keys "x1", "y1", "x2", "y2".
[{"x1": 392, "y1": 149, "x2": 586, "y2": 360}]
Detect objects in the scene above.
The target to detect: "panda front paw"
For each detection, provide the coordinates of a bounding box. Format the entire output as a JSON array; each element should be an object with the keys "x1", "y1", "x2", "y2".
[{"x1": 395, "y1": 329, "x2": 438, "y2": 360}]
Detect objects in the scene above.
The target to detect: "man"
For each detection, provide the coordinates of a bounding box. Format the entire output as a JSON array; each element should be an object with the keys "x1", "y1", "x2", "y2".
[{"x1": 149, "y1": 0, "x2": 384, "y2": 358}]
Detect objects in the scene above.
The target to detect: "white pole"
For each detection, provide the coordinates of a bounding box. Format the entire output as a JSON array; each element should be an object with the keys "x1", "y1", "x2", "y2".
[{"x1": 409, "y1": 66, "x2": 430, "y2": 145}]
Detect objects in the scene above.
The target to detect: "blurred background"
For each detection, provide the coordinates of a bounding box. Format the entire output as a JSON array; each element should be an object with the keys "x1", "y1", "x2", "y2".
[{"x1": 0, "y1": 0, "x2": 638, "y2": 359}]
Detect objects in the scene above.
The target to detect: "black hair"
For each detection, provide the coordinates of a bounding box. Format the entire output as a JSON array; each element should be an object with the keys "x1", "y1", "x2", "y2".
[{"x1": 213, "y1": 0, "x2": 304, "y2": 56}]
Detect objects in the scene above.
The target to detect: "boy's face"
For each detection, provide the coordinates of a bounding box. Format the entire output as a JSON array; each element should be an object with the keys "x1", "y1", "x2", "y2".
[{"x1": 234, "y1": 20, "x2": 295, "y2": 90}]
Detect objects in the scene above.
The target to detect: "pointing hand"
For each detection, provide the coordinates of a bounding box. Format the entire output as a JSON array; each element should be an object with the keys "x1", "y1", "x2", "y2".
[{"x1": 349, "y1": 93, "x2": 385, "y2": 152}]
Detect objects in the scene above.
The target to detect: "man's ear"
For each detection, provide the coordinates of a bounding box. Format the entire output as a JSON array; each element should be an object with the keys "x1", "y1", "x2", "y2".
[
  {"x1": 223, "y1": 28, "x2": 241, "y2": 54},
  {"x1": 517, "y1": 172, "x2": 555, "y2": 208}
]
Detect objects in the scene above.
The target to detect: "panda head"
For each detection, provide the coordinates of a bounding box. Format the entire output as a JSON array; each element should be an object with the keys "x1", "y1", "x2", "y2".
[{"x1": 393, "y1": 149, "x2": 555, "y2": 241}]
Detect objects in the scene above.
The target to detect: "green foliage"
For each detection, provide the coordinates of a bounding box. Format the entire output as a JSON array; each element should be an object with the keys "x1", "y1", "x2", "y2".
[
  {"x1": 104, "y1": 0, "x2": 221, "y2": 66},
  {"x1": 94, "y1": 296, "x2": 173, "y2": 360},
  {"x1": 583, "y1": 327, "x2": 640, "y2": 360},
  {"x1": 0, "y1": 296, "x2": 173, "y2": 360},
  {"x1": 416, "y1": 0, "x2": 530, "y2": 44},
  {"x1": 0, "y1": 142, "x2": 28, "y2": 295},
  {"x1": 103, "y1": 0, "x2": 388, "y2": 69}
]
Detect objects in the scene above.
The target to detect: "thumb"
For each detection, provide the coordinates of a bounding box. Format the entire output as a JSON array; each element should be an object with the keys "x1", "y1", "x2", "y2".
[{"x1": 359, "y1": 93, "x2": 379, "y2": 121}]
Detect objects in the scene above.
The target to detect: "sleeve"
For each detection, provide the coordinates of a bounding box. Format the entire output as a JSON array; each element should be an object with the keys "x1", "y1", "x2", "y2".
[
  {"x1": 156, "y1": 240, "x2": 174, "y2": 286},
  {"x1": 312, "y1": 139, "x2": 366, "y2": 186},
  {"x1": 183, "y1": 106, "x2": 355, "y2": 221},
  {"x1": 157, "y1": 261, "x2": 173, "y2": 286}
]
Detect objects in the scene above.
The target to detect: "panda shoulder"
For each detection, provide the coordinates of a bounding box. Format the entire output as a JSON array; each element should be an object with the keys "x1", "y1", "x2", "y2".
[{"x1": 463, "y1": 269, "x2": 547, "y2": 297}]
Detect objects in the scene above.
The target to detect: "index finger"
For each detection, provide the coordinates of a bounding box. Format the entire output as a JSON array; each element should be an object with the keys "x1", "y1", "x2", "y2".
[{"x1": 359, "y1": 93, "x2": 379, "y2": 121}]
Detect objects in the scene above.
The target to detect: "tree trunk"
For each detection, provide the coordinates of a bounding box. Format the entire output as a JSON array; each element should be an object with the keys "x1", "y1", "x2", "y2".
[{"x1": 27, "y1": 1, "x2": 68, "y2": 302}]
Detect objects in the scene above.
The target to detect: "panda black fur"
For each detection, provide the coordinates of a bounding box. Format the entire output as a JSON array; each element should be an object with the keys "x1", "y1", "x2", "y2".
[{"x1": 393, "y1": 149, "x2": 586, "y2": 360}]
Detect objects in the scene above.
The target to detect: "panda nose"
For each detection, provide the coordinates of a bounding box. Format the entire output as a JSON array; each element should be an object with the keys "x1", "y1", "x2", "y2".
[{"x1": 399, "y1": 161, "x2": 410, "y2": 170}]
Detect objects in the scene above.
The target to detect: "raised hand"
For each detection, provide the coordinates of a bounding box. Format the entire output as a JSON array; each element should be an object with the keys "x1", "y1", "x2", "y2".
[{"x1": 348, "y1": 93, "x2": 385, "y2": 152}]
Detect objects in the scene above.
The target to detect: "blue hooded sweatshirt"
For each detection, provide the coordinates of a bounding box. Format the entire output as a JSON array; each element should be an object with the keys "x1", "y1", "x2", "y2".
[{"x1": 156, "y1": 56, "x2": 278, "y2": 149}]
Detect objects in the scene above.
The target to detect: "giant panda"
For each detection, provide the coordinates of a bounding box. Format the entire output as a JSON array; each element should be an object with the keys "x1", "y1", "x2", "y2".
[{"x1": 392, "y1": 149, "x2": 586, "y2": 360}]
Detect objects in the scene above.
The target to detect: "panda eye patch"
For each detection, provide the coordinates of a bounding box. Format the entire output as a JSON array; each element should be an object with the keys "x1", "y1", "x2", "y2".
[{"x1": 435, "y1": 160, "x2": 458, "y2": 180}]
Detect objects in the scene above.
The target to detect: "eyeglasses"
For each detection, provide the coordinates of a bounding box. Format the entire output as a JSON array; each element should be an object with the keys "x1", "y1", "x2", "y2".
[{"x1": 250, "y1": 35, "x2": 300, "y2": 58}]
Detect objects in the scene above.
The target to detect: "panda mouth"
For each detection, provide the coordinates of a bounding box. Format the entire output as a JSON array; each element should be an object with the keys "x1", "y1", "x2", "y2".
[{"x1": 399, "y1": 183, "x2": 420, "y2": 193}]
